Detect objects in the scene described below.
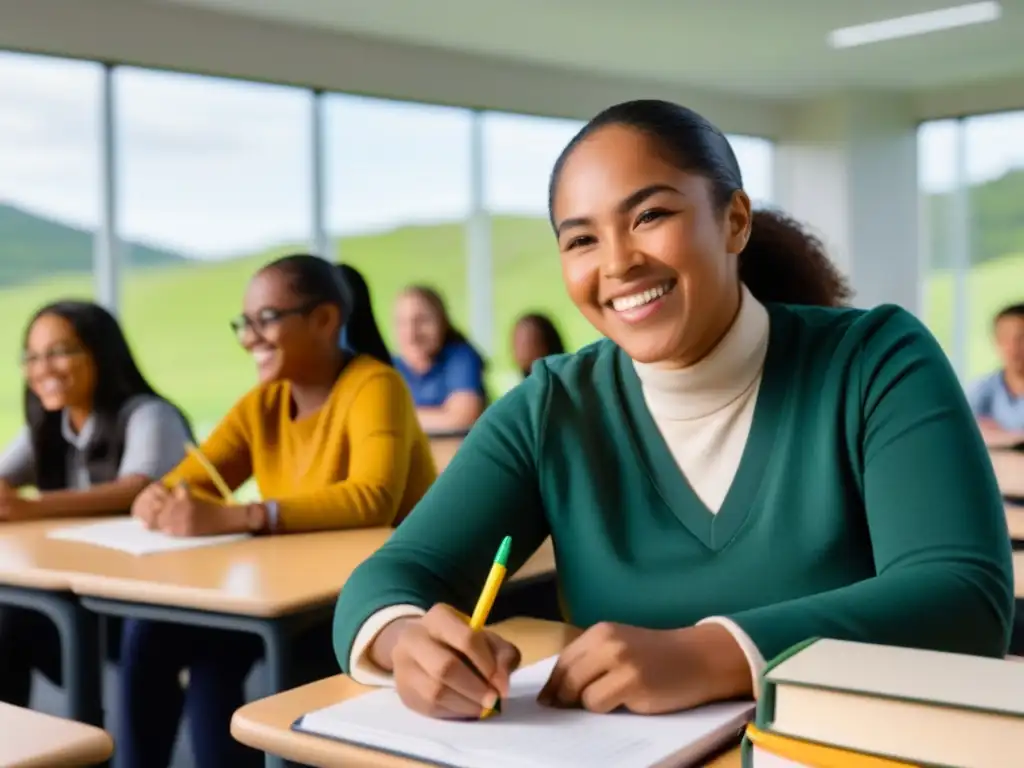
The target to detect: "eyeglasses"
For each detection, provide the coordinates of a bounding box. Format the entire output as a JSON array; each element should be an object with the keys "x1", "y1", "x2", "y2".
[
  {"x1": 229, "y1": 302, "x2": 319, "y2": 341},
  {"x1": 20, "y1": 345, "x2": 85, "y2": 368}
]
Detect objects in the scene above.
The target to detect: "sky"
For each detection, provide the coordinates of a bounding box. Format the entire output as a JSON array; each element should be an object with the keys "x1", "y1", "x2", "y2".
[{"x1": 1, "y1": 50, "x2": 1022, "y2": 260}]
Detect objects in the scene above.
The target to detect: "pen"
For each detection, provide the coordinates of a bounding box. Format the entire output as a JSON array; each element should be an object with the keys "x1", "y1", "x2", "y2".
[
  {"x1": 183, "y1": 441, "x2": 234, "y2": 502},
  {"x1": 469, "y1": 535, "x2": 512, "y2": 719}
]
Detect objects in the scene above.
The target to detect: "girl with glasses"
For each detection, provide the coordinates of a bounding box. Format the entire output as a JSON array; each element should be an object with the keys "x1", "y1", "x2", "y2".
[{"x1": 120, "y1": 254, "x2": 435, "y2": 768}]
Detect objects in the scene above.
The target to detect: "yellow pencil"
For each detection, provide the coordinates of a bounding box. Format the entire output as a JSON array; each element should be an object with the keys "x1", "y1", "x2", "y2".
[
  {"x1": 184, "y1": 441, "x2": 234, "y2": 502},
  {"x1": 470, "y1": 535, "x2": 511, "y2": 719}
]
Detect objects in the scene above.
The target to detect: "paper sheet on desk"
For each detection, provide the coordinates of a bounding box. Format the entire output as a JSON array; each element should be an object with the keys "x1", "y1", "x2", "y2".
[
  {"x1": 47, "y1": 518, "x2": 251, "y2": 556},
  {"x1": 294, "y1": 656, "x2": 754, "y2": 768}
]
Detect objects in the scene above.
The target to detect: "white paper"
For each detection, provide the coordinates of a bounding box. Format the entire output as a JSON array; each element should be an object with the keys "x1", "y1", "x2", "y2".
[
  {"x1": 47, "y1": 518, "x2": 251, "y2": 556},
  {"x1": 296, "y1": 656, "x2": 754, "y2": 768}
]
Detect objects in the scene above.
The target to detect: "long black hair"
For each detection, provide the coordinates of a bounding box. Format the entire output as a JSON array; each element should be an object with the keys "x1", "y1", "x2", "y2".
[
  {"x1": 261, "y1": 254, "x2": 391, "y2": 366},
  {"x1": 23, "y1": 301, "x2": 183, "y2": 491},
  {"x1": 548, "y1": 99, "x2": 851, "y2": 307},
  {"x1": 337, "y1": 263, "x2": 392, "y2": 366}
]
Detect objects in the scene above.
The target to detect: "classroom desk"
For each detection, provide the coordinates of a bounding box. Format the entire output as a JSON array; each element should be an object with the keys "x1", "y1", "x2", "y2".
[
  {"x1": 1007, "y1": 503, "x2": 1024, "y2": 544},
  {"x1": 989, "y1": 449, "x2": 1024, "y2": 498},
  {"x1": 9, "y1": 517, "x2": 549, "y2": 768},
  {"x1": 231, "y1": 617, "x2": 740, "y2": 768},
  {"x1": 428, "y1": 436, "x2": 463, "y2": 473},
  {"x1": 0, "y1": 702, "x2": 113, "y2": 768},
  {"x1": 0, "y1": 519, "x2": 104, "y2": 727}
]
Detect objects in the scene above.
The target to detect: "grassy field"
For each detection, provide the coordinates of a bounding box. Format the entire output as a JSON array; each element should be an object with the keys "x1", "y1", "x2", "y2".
[{"x1": 0, "y1": 214, "x2": 1020, "y2": 445}]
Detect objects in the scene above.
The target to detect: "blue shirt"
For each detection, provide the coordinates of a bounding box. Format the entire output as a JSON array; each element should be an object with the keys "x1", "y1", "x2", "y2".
[
  {"x1": 394, "y1": 342, "x2": 485, "y2": 408},
  {"x1": 968, "y1": 371, "x2": 1024, "y2": 431}
]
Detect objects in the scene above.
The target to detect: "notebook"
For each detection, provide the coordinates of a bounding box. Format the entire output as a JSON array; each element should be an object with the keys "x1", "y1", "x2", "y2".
[
  {"x1": 47, "y1": 518, "x2": 250, "y2": 555},
  {"x1": 294, "y1": 656, "x2": 754, "y2": 768},
  {"x1": 758, "y1": 638, "x2": 1024, "y2": 767}
]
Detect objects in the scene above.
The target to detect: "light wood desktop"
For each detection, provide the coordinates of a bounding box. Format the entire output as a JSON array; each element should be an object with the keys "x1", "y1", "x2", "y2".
[
  {"x1": 0, "y1": 702, "x2": 113, "y2": 768},
  {"x1": 989, "y1": 449, "x2": 1024, "y2": 498},
  {"x1": 1007, "y1": 503, "x2": 1024, "y2": 541},
  {"x1": 429, "y1": 437, "x2": 463, "y2": 473},
  {"x1": 0, "y1": 518, "x2": 555, "y2": 616},
  {"x1": 232, "y1": 617, "x2": 740, "y2": 768}
]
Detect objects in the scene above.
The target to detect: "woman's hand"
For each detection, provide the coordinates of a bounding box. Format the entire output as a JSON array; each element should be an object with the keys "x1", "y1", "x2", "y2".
[
  {"x1": 538, "y1": 622, "x2": 752, "y2": 714},
  {"x1": 378, "y1": 604, "x2": 522, "y2": 719},
  {"x1": 154, "y1": 482, "x2": 250, "y2": 537},
  {"x1": 0, "y1": 481, "x2": 37, "y2": 522},
  {"x1": 132, "y1": 482, "x2": 170, "y2": 529}
]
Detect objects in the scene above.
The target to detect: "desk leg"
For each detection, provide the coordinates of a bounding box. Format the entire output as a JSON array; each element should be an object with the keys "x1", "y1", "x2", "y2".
[
  {"x1": 79, "y1": 599, "x2": 331, "y2": 768},
  {"x1": 0, "y1": 587, "x2": 103, "y2": 728}
]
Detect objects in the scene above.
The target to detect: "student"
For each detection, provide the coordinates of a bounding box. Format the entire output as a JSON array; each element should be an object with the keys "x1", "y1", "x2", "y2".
[
  {"x1": 393, "y1": 285, "x2": 486, "y2": 433},
  {"x1": 512, "y1": 312, "x2": 567, "y2": 378},
  {"x1": 120, "y1": 254, "x2": 435, "y2": 768},
  {"x1": 0, "y1": 300, "x2": 191, "y2": 707},
  {"x1": 969, "y1": 303, "x2": 1024, "y2": 447},
  {"x1": 332, "y1": 100, "x2": 1013, "y2": 720}
]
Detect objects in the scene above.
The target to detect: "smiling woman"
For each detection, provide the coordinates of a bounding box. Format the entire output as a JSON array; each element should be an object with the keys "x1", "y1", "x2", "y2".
[
  {"x1": 117, "y1": 253, "x2": 436, "y2": 768},
  {"x1": 0, "y1": 299, "x2": 191, "y2": 713},
  {"x1": 332, "y1": 99, "x2": 1012, "y2": 725}
]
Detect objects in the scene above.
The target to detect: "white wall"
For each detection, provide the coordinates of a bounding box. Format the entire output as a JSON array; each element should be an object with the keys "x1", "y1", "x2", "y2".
[{"x1": 774, "y1": 94, "x2": 920, "y2": 313}]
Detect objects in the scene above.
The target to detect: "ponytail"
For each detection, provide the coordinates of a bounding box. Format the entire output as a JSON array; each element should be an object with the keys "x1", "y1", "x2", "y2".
[
  {"x1": 337, "y1": 264, "x2": 392, "y2": 367},
  {"x1": 739, "y1": 209, "x2": 851, "y2": 307}
]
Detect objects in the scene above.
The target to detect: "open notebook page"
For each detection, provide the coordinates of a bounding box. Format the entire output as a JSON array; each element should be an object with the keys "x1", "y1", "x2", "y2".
[
  {"x1": 295, "y1": 656, "x2": 754, "y2": 768},
  {"x1": 48, "y1": 518, "x2": 250, "y2": 556}
]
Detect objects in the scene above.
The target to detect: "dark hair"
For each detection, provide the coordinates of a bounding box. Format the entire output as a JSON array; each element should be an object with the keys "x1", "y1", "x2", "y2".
[
  {"x1": 402, "y1": 285, "x2": 475, "y2": 351},
  {"x1": 261, "y1": 254, "x2": 391, "y2": 366},
  {"x1": 23, "y1": 301, "x2": 185, "y2": 492},
  {"x1": 515, "y1": 313, "x2": 566, "y2": 356},
  {"x1": 336, "y1": 263, "x2": 392, "y2": 366},
  {"x1": 995, "y1": 303, "x2": 1024, "y2": 326},
  {"x1": 548, "y1": 99, "x2": 851, "y2": 308}
]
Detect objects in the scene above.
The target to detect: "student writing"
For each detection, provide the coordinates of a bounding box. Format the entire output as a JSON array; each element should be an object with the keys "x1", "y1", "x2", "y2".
[
  {"x1": 118, "y1": 255, "x2": 435, "y2": 768},
  {"x1": 393, "y1": 285, "x2": 487, "y2": 433},
  {"x1": 0, "y1": 300, "x2": 191, "y2": 707},
  {"x1": 332, "y1": 100, "x2": 1013, "y2": 720}
]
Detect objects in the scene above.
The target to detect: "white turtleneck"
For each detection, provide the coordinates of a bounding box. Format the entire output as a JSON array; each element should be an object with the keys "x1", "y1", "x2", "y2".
[{"x1": 348, "y1": 285, "x2": 770, "y2": 695}]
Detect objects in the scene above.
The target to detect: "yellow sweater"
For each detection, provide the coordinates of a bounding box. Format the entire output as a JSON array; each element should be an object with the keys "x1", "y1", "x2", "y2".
[{"x1": 164, "y1": 356, "x2": 436, "y2": 531}]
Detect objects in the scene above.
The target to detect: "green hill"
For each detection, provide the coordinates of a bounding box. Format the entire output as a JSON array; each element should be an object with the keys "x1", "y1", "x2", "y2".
[
  {"x1": 0, "y1": 214, "x2": 600, "y2": 441},
  {"x1": 0, "y1": 203, "x2": 184, "y2": 284}
]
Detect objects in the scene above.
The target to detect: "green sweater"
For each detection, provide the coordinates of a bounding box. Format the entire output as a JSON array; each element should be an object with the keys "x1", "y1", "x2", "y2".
[{"x1": 333, "y1": 303, "x2": 1014, "y2": 669}]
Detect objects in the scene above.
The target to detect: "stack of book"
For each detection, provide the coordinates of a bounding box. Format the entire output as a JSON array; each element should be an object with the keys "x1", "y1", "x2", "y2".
[{"x1": 742, "y1": 637, "x2": 1024, "y2": 767}]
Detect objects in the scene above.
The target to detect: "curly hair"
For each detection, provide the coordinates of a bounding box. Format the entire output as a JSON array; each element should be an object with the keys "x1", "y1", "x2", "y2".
[{"x1": 740, "y1": 209, "x2": 851, "y2": 307}]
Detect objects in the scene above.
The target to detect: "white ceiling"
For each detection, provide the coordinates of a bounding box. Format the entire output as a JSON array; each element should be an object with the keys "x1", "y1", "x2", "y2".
[{"x1": 162, "y1": 0, "x2": 1024, "y2": 98}]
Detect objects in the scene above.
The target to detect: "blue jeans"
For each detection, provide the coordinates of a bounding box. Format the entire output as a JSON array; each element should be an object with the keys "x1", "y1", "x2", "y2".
[{"x1": 116, "y1": 619, "x2": 264, "y2": 768}]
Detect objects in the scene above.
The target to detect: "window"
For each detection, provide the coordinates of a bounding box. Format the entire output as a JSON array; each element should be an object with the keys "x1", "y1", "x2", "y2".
[
  {"x1": 964, "y1": 112, "x2": 1024, "y2": 380},
  {"x1": 920, "y1": 112, "x2": 1024, "y2": 382},
  {"x1": 115, "y1": 68, "x2": 313, "y2": 437},
  {"x1": 0, "y1": 52, "x2": 101, "y2": 443},
  {"x1": 483, "y1": 113, "x2": 775, "y2": 390},
  {"x1": 918, "y1": 119, "x2": 960, "y2": 361},
  {"x1": 323, "y1": 94, "x2": 473, "y2": 358}
]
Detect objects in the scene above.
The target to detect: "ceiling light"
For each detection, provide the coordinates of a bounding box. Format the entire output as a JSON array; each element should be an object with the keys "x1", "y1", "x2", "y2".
[{"x1": 828, "y1": 2, "x2": 1001, "y2": 49}]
